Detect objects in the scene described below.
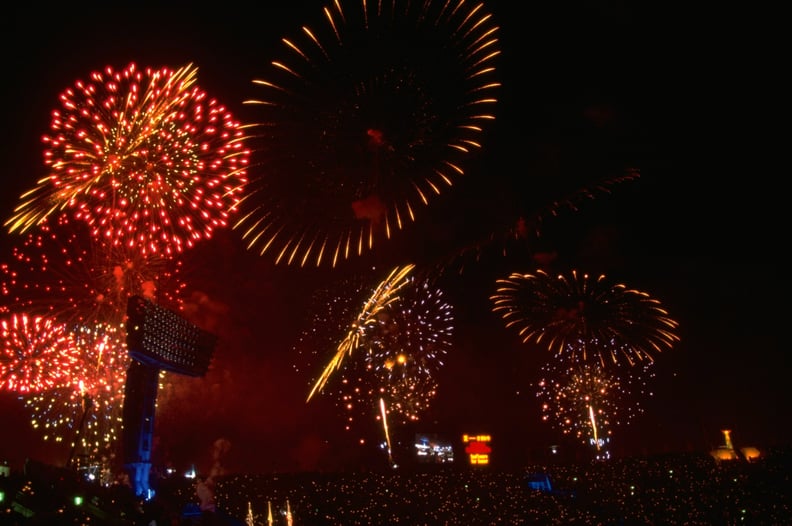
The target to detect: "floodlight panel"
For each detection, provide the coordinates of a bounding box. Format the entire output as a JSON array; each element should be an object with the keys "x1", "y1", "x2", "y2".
[{"x1": 126, "y1": 296, "x2": 217, "y2": 376}]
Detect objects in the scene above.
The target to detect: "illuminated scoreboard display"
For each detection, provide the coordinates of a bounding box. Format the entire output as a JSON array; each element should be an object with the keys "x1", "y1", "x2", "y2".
[{"x1": 462, "y1": 434, "x2": 492, "y2": 466}]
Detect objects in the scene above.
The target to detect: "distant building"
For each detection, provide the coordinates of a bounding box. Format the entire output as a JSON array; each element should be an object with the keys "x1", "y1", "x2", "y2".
[
  {"x1": 710, "y1": 429, "x2": 760, "y2": 462},
  {"x1": 740, "y1": 446, "x2": 761, "y2": 462}
]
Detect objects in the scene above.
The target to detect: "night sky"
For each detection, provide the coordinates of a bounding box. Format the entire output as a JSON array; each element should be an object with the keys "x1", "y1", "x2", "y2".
[{"x1": 0, "y1": 2, "x2": 784, "y2": 476}]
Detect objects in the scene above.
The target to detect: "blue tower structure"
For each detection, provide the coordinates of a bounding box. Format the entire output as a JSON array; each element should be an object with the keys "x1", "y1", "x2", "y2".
[{"x1": 123, "y1": 295, "x2": 217, "y2": 499}]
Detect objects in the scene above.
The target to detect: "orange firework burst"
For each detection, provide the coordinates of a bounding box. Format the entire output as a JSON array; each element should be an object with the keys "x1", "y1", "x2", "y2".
[
  {"x1": 235, "y1": 0, "x2": 500, "y2": 267},
  {"x1": 536, "y1": 355, "x2": 656, "y2": 459},
  {"x1": 5, "y1": 62, "x2": 250, "y2": 256},
  {"x1": 491, "y1": 269, "x2": 680, "y2": 365}
]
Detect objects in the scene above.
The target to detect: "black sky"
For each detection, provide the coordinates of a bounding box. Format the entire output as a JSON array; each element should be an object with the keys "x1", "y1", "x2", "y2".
[{"x1": 0, "y1": 2, "x2": 784, "y2": 475}]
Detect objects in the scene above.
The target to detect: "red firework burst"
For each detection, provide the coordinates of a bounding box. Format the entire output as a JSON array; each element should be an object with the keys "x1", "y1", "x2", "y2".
[
  {"x1": 491, "y1": 269, "x2": 680, "y2": 365},
  {"x1": 6, "y1": 62, "x2": 250, "y2": 256},
  {"x1": 0, "y1": 314, "x2": 78, "y2": 393}
]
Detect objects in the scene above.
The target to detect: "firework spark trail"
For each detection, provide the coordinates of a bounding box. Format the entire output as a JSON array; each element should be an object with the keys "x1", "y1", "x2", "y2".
[
  {"x1": 588, "y1": 404, "x2": 599, "y2": 451},
  {"x1": 235, "y1": 0, "x2": 500, "y2": 267},
  {"x1": 379, "y1": 397, "x2": 394, "y2": 466},
  {"x1": 491, "y1": 269, "x2": 680, "y2": 365},
  {"x1": 306, "y1": 264, "x2": 416, "y2": 401},
  {"x1": 5, "y1": 62, "x2": 250, "y2": 257}
]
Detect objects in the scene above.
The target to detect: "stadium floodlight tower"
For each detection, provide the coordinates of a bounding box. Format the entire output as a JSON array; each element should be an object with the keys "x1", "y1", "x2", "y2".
[{"x1": 123, "y1": 295, "x2": 217, "y2": 499}]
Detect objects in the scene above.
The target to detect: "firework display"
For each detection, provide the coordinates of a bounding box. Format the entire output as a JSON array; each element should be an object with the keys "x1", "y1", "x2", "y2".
[
  {"x1": 5, "y1": 62, "x2": 250, "y2": 257},
  {"x1": 22, "y1": 322, "x2": 129, "y2": 469},
  {"x1": 306, "y1": 264, "x2": 416, "y2": 401},
  {"x1": 0, "y1": 0, "x2": 710, "y2": 488},
  {"x1": 536, "y1": 354, "x2": 656, "y2": 460},
  {"x1": 235, "y1": 0, "x2": 500, "y2": 267},
  {"x1": 331, "y1": 274, "x2": 453, "y2": 435},
  {"x1": 298, "y1": 264, "x2": 453, "y2": 442},
  {"x1": 491, "y1": 269, "x2": 680, "y2": 365},
  {"x1": 0, "y1": 216, "x2": 185, "y2": 327},
  {"x1": 0, "y1": 314, "x2": 78, "y2": 393}
]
